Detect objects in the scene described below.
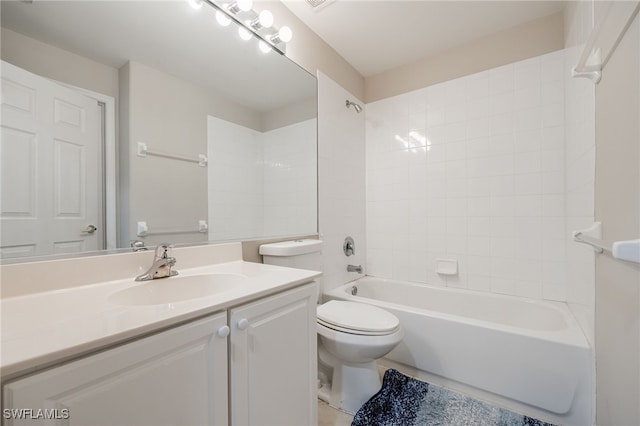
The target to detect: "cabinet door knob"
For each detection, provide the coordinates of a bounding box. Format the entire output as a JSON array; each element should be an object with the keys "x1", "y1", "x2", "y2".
[
  {"x1": 217, "y1": 325, "x2": 230, "y2": 338},
  {"x1": 237, "y1": 318, "x2": 249, "y2": 330}
]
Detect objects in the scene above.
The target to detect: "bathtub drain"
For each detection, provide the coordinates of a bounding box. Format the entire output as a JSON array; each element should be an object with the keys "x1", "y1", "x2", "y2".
[{"x1": 351, "y1": 285, "x2": 358, "y2": 296}]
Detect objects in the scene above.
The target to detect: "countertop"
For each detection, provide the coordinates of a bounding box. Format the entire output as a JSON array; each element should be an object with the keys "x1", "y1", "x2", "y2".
[{"x1": 1, "y1": 260, "x2": 321, "y2": 381}]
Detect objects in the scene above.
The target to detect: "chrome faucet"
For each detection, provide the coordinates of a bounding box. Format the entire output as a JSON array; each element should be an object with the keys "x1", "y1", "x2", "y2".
[
  {"x1": 347, "y1": 264, "x2": 363, "y2": 273},
  {"x1": 135, "y1": 243, "x2": 178, "y2": 281},
  {"x1": 130, "y1": 240, "x2": 148, "y2": 252}
]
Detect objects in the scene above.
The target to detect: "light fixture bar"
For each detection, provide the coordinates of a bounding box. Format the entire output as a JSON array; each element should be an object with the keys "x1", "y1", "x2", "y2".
[{"x1": 202, "y1": 0, "x2": 289, "y2": 54}]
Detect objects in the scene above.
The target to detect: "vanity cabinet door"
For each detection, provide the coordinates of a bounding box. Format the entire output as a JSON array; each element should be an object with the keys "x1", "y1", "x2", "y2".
[
  {"x1": 230, "y1": 282, "x2": 317, "y2": 426},
  {"x1": 3, "y1": 312, "x2": 229, "y2": 426}
]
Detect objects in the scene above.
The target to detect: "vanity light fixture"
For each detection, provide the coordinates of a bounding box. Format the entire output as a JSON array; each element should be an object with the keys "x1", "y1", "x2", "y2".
[
  {"x1": 193, "y1": 0, "x2": 293, "y2": 53},
  {"x1": 188, "y1": 0, "x2": 204, "y2": 9}
]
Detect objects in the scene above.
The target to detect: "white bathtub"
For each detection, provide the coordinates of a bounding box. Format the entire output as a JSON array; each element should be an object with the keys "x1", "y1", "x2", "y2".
[{"x1": 324, "y1": 276, "x2": 592, "y2": 426}]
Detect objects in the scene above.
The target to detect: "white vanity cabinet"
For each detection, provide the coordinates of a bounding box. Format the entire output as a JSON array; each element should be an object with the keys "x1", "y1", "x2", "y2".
[
  {"x1": 3, "y1": 282, "x2": 317, "y2": 426},
  {"x1": 3, "y1": 312, "x2": 230, "y2": 426},
  {"x1": 230, "y1": 283, "x2": 317, "y2": 426}
]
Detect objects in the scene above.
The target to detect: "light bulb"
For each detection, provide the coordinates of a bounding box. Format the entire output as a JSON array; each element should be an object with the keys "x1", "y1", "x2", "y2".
[
  {"x1": 249, "y1": 10, "x2": 274, "y2": 31},
  {"x1": 238, "y1": 26, "x2": 252, "y2": 41},
  {"x1": 278, "y1": 26, "x2": 292, "y2": 43},
  {"x1": 258, "y1": 41, "x2": 271, "y2": 54},
  {"x1": 237, "y1": 0, "x2": 252, "y2": 12},
  {"x1": 271, "y1": 26, "x2": 292, "y2": 44},
  {"x1": 187, "y1": 0, "x2": 203, "y2": 9},
  {"x1": 216, "y1": 10, "x2": 231, "y2": 26},
  {"x1": 258, "y1": 10, "x2": 274, "y2": 28},
  {"x1": 227, "y1": 0, "x2": 252, "y2": 14}
]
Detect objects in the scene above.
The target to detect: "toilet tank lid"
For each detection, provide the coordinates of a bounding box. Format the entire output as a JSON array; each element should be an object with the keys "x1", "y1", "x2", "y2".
[{"x1": 259, "y1": 239, "x2": 323, "y2": 256}]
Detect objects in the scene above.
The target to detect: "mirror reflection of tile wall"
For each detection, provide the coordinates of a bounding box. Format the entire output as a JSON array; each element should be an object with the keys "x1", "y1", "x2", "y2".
[{"x1": 208, "y1": 116, "x2": 317, "y2": 241}]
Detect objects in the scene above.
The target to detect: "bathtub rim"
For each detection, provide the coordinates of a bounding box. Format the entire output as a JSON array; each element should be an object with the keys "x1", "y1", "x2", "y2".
[{"x1": 324, "y1": 275, "x2": 590, "y2": 349}]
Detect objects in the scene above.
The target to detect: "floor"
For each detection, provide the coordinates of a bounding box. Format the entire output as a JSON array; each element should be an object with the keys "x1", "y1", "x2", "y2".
[{"x1": 318, "y1": 400, "x2": 353, "y2": 426}]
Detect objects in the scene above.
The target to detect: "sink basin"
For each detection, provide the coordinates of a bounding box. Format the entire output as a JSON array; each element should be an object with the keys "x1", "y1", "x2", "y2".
[{"x1": 109, "y1": 273, "x2": 247, "y2": 306}]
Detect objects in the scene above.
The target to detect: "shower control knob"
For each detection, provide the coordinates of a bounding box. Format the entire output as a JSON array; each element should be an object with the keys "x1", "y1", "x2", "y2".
[
  {"x1": 217, "y1": 325, "x2": 230, "y2": 338},
  {"x1": 237, "y1": 318, "x2": 249, "y2": 330},
  {"x1": 343, "y1": 236, "x2": 355, "y2": 256}
]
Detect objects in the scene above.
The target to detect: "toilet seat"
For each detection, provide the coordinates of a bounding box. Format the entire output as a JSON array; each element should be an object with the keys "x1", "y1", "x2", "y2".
[{"x1": 317, "y1": 300, "x2": 400, "y2": 336}]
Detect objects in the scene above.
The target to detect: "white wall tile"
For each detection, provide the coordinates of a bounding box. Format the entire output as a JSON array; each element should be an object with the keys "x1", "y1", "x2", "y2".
[
  {"x1": 514, "y1": 129, "x2": 543, "y2": 153},
  {"x1": 467, "y1": 235, "x2": 491, "y2": 254},
  {"x1": 466, "y1": 74, "x2": 489, "y2": 100},
  {"x1": 490, "y1": 112, "x2": 514, "y2": 135},
  {"x1": 515, "y1": 58, "x2": 541, "y2": 89},
  {"x1": 515, "y1": 87, "x2": 542, "y2": 110},
  {"x1": 468, "y1": 274, "x2": 492, "y2": 292},
  {"x1": 467, "y1": 176, "x2": 491, "y2": 197},
  {"x1": 362, "y1": 50, "x2": 591, "y2": 306},
  {"x1": 489, "y1": 65, "x2": 515, "y2": 95}
]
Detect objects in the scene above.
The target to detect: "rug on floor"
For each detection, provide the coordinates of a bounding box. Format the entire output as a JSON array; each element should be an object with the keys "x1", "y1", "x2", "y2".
[{"x1": 351, "y1": 369, "x2": 556, "y2": 426}]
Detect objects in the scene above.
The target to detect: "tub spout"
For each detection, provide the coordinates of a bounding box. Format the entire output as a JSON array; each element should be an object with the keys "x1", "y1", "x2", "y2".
[{"x1": 347, "y1": 264, "x2": 362, "y2": 273}]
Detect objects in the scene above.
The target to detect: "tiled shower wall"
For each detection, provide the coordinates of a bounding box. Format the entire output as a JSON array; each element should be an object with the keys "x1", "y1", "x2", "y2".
[{"x1": 366, "y1": 50, "x2": 574, "y2": 301}]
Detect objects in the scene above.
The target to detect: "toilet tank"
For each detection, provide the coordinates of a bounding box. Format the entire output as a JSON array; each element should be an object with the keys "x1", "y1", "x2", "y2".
[{"x1": 259, "y1": 239, "x2": 323, "y2": 271}]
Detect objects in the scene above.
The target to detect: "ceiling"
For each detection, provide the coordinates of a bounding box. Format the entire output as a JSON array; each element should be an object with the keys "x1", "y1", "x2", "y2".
[{"x1": 281, "y1": 0, "x2": 566, "y2": 77}]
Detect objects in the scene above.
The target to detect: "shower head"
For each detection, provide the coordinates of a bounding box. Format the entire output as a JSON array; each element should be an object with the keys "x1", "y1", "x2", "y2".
[{"x1": 346, "y1": 100, "x2": 363, "y2": 113}]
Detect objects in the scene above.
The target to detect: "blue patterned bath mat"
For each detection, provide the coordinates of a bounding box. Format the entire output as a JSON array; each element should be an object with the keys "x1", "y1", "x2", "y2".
[{"x1": 352, "y1": 369, "x2": 556, "y2": 426}]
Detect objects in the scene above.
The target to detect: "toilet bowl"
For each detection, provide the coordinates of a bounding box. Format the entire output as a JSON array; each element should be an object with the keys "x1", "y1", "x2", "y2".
[{"x1": 316, "y1": 300, "x2": 403, "y2": 414}]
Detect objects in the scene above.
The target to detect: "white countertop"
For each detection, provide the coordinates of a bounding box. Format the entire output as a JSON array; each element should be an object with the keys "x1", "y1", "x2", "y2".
[{"x1": 1, "y1": 260, "x2": 320, "y2": 380}]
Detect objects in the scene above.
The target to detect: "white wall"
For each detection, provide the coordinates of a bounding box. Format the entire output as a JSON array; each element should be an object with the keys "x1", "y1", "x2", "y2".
[
  {"x1": 317, "y1": 71, "x2": 366, "y2": 293},
  {"x1": 563, "y1": 3, "x2": 640, "y2": 424},
  {"x1": 365, "y1": 50, "x2": 574, "y2": 301},
  {"x1": 592, "y1": 6, "x2": 640, "y2": 425},
  {"x1": 122, "y1": 62, "x2": 218, "y2": 247}
]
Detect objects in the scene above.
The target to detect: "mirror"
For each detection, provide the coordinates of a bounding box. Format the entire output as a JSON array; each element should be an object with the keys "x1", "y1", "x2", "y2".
[{"x1": 0, "y1": 0, "x2": 318, "y2": 261}]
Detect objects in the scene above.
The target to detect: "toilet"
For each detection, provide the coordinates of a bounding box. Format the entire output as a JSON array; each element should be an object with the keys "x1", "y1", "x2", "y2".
[{"x1": 259, "y1": 239, "x2": 403, "y2": 414}]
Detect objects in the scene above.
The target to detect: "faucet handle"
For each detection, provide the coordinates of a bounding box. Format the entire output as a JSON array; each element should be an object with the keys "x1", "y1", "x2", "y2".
[
  {"x1": 343, "y1": 236, "x2": 355, "y2": 256},
  {"x1": 155, "y1": 243, "x2": 173, "y2": 259}
]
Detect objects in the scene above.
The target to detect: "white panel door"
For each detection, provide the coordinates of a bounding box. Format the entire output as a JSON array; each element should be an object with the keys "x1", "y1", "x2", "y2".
[
  {"x1": 1, "y1": 61, "x2": 100, "y2": 258},
  {"x1": 230, "y1": 283, "x2": 317, "y2": 426},
  {"x1": 3, "y1": 312, "x2": 229, "y2": 426}
]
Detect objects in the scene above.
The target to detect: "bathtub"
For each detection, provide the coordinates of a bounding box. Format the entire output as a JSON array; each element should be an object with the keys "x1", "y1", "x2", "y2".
[{"x1": 324, "y1": 276, "x2": 592, "y2": 426}]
